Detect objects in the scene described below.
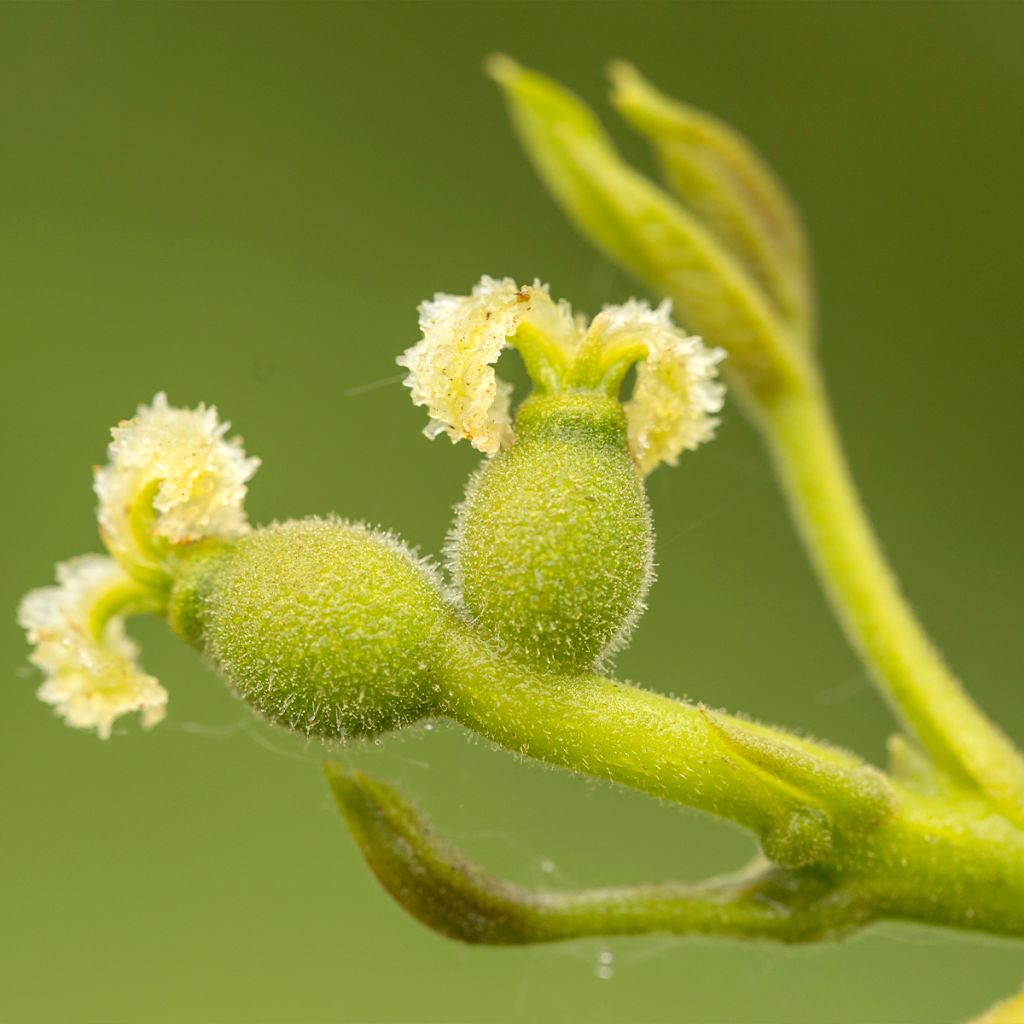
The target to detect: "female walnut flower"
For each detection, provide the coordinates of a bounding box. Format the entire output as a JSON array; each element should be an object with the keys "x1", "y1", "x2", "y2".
[
  {"x1": 397, "y1": 276, "x2": 579, "y2": 454},
  {"x1": 17, "y1": 555, "x2": 167, "y2": 738},
  {"x1": 591, "y1": 298, "x2": 726, "y2": 474},
  {"x1": 19, "y1": 394, "x2": 261, "y2": 737},
  {"x1": 398, "y1": 275, "x2": 724, "y2": 473},
  {"x1": 404, "y1": 276, "x2": 726, "y2": 673},
  {"x1": 95, "y1": 392, "x2": 260, "y2": 581}
]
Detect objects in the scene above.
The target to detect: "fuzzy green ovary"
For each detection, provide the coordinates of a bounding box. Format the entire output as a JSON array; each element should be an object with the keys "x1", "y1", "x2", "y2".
[
  {"x1": 169, "y1": 517, "x2": 454, "y2": 739},
  {"x1": 451, "y1": 393, "x2": 653, "y2": 672}
]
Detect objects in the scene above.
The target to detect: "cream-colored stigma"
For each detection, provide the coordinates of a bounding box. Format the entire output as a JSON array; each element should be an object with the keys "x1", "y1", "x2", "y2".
[
  {"x1": 400, "y1": 279, "x2": 724, "y2": 470},
  {"x1": 94, "y1": 392, "x2": 260, "y2": 573},
  {"x1": 592, "y1": 299, "x2": 725, "y2": 474},
  {"x1": 398, "y1": 276, "x2": 579, "y2": 455},
  {"x1": 17, "y1": 556, "x2": 167, "y2": 739}
]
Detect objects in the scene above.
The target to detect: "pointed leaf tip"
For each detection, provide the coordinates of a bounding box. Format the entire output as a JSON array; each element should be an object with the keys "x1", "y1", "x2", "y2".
[
  {"x1": 484, "y1": 53, "x2": 519, "y2": 84},
  {"x1": 325, "y1": 763, "x2": 544, "y2": 944},
  {"x1": 607, "y1": 63, "x2": 815, "y2": 338}
]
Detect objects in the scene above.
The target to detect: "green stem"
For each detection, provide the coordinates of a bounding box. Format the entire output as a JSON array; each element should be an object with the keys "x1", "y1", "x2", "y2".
[
  {"x1": 530, "y1": 870, "x2": 859, "y2": 943},
  {"x1": 86, "y1": 574, "x2": 168, "y2": 640},
  {"x1": 757, "y1": 373, "x2": 1024, "y2": 825},
  {"x1": 327, "y1": 765, "x2": 870, "y2": 945},
  {"x1": 512, "y1": 321, "x2": 570, "y2": 393},
  {"x1": 844, "y1": 794, "x2": 1024, "y2": 938},
  {"x1": 427, "y1": 631, "x2": 1024, "y2": 938},
  {"x1": 442, "y1": 631, "x2": 890, "y2": 867},
  {"x1": 328, "y1": 762, "x2": 1024, "y2": 945}
]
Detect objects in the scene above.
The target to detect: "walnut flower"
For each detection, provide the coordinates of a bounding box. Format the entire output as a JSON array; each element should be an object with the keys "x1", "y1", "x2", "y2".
[
  {"x1": 398, "y1": 276, "x2": 579, "y2": 455},
  {"x1": 95, "y1": 392, "x2": 260, "y2": 574},
  {"x1": 593, "y1": 299, "x2": 725, "y2": 473},
  {"x1": 17, "y1": 555, "x2": 167, "y2": 739}
]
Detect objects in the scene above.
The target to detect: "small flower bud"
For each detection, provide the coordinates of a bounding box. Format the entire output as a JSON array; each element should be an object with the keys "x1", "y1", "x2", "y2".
[
  {"x1": 169, "y1": 517, "x2": 454, "y2": 739},
  {"x1": 450, "y1": 391, "x2": 653, "y2": 672}
]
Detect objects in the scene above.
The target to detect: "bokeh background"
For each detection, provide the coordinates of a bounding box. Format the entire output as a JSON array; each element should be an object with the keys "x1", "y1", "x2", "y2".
[{"x1": 2, "y1": 4, "x2": 1022, "y2": 1022}]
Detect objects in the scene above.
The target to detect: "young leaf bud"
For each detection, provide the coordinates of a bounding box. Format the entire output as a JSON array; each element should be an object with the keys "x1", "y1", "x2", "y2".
[
  {"x1": 169, "y1": 517, "x2": 454, "y2": 739},
  {"x1": 608, "y1": 61, "x2": 814, "y2": 337},
  {"x1": 450, "y1": 391, "x2": 653, "y2": 672},
  {"x1": 488, "y1": 56, "x2": 810, "y2": 401}
]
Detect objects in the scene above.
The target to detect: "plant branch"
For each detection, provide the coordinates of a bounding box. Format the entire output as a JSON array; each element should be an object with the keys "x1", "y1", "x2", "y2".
[
  {"x1": 430, "y1": 631, "x2": 1024, "y2": 939},
  {"x1": 325, "y1": 764, "x2": 869, "y2": 945},
  {"x1": 442, "y1": 630, "x2": 893, "y2": 868},
  {"x1": 759, "y1": 372, "x2": 1024, "y2": 826},
  {"x1": 488, "y1": 56, "x2": 1024, "y2": 827},
  {"x1": 326, "y1": 763, "x2": 1024, "y2": 946}
]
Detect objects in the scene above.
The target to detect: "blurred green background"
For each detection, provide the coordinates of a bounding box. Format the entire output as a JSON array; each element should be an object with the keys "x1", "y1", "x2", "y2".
[{"x1": 2, "y1": 4, "x2": 1022, "y2": 1022}]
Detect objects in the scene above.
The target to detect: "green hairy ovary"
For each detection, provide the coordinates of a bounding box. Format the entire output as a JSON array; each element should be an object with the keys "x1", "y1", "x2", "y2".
[
  {"x1": 450, "y1": 392, "x2": 654, "y2": 672},
  {"x1": 169, "y1": 517, "x2": 453, "y2": 739}
]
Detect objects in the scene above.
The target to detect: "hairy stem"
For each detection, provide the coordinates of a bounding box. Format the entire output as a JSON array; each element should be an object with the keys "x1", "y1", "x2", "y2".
[
  {"x1": 757, "y1": 372, "x2": 1024, "y2": 826},
  {"x1": 443, "y1": 630, "x2": 891, "y2": 868},
  {"x1": 428, "y1": 630, "x2": 1024, "y2": 938}
]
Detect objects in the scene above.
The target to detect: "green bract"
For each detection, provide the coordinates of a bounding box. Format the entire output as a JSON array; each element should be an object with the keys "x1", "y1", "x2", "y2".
[
  {"x1": 451, "y1": 391, "x2": 652, "y2": 672},
  {"x1": 169, "y1": 517, "x2": 453, "y2": 739}
]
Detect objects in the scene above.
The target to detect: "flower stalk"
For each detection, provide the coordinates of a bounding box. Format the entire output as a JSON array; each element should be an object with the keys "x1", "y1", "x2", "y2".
[
  {"x1": 440, "y1": 628, "x2": 892, "y2": 867},
  {"x1": 760, "y1": 375, "x2": 1024, "y2": 825}
]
